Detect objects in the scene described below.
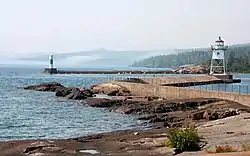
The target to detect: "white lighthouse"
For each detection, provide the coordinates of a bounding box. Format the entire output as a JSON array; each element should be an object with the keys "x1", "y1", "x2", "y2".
[
  {"x1": 49, "y1": 54, "x2": 54, "y2": 69},
  {"x1": 44, "y1": 54, "x2": 57, "y2": 74},
  {"x1": 210, "y1": 37, "x2": 228, "y2": 75}
]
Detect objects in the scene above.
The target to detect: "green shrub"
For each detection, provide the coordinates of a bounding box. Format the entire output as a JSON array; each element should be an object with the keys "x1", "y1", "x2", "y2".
[{"x1": 167, "y1": 126, "x2": 201, "y2": 152}]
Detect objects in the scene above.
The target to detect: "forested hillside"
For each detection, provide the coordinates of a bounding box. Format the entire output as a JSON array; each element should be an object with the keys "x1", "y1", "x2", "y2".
[{"x1": 132, "y1": 44, "x2": 250, "y2": 73}]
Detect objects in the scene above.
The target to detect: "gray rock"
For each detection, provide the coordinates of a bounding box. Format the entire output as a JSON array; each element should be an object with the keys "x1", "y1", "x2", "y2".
[{"x1": 24, "y1": 82, "x2": 64, "y2": 92}]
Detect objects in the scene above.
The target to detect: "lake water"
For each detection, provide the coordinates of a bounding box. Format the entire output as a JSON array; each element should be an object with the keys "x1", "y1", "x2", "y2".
[
  {"x1": 0, "y1": 67, "x2": 147, "y2": 141},
  {"x1": 0, "y1": 67, "x2": 249, "y2": 141}
]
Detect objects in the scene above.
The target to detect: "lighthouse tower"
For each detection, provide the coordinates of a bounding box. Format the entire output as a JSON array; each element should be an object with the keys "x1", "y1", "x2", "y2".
[
  {"x1": 49, "y1": 54, "x2": 54, "y2": 69},
  {"x1": 43, "y1": 54, "x2": 57, "y2": 74},
  {"x1": 210, "y1": 37, "x2": 228, "y2": 75}
]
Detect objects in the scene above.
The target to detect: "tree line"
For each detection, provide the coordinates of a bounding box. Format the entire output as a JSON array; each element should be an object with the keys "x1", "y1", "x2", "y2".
[{"x1": 132, "y1": 44, "x2": 250, "y2": 73}]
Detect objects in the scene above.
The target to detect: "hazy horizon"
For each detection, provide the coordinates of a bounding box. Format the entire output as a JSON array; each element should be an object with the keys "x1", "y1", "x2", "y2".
[{"x1": 0, "y1": 0, "x2": 250, "y2": 66}]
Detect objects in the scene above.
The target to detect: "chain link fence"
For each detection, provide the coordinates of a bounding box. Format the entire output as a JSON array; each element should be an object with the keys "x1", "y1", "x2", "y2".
[
  {"x1": 98, "y1": 74, "x2": 250, "y2": 104},
  {"x1": 102, "y1": 74, "x2": 248, "y2": 95}
]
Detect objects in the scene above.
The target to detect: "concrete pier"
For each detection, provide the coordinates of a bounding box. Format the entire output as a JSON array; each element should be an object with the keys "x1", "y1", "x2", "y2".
[
  {"x1": 116, "y1": 75, "x2": 241, "y2": 87},
  {"x1": 43, "y1": 68, "x2": 172, "y2": 74}
]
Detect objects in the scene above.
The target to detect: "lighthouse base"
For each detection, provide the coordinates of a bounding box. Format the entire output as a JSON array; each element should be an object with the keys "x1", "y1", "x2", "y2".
[
  {"x1": 212, "y1": 74, "x2": 233, "y2": 80},
  {"x1": 209, "y1": 74, "x2": 240, "y2": 83},
  {"x1": 44, "y1": 68, "x2": 58, "y2": 74}
]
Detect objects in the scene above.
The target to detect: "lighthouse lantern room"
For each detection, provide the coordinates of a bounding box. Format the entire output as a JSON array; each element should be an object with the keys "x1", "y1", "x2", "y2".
[{"x1": 210, "y1": 37, "x2": 228, "y2": 75}]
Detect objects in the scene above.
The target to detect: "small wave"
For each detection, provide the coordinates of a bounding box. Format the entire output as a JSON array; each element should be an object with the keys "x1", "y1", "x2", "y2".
[
  {"x1": 0, "y1": 124, "x2": 30, "y2": 129},
  {"x1": 0, "y1": 134, "x2": 47, "y2": 141}
]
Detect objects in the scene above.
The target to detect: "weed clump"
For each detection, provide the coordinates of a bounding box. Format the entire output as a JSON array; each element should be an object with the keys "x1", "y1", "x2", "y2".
[
  {"x1": 206, "y1": 145, "x2": 238, "y2": 153},
  {"x1": 167, "y1": 125, "x2": 201, "y2": 152},
  {"x1": 215, "y1": 145, "x2": 237, "y2": 153}
]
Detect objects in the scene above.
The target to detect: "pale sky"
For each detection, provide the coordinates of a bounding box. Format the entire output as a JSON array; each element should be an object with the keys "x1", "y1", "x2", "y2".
[{"x1": 0, "y1": 0, "x2": 250, "y2": 57}]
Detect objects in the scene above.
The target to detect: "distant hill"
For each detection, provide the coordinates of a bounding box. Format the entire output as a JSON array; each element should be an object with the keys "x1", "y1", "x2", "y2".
[
  {"x1": 15, "y1": 49, "x2": 175, "y2": 68},
  {"x1": 132, "y1": 43, "x2": 250, "y2": 73}
]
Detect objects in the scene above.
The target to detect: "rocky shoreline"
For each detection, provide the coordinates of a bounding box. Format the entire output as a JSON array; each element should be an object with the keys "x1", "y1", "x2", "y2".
[
  {"x1": 172, "y1": 65, "x2": 209, "y2": 74},
  {"x1": 1, "y1": 82, "x2": 250, "y2": 156},
  {"x1": 24, "y1": 82, "x2": 250, "y2": 128}
]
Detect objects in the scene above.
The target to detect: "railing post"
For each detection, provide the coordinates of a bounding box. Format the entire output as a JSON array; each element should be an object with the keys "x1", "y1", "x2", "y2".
[
  {"x1": 178, "y1": 80, "x2": 180, "y2": 99},
  {"x1": 238, "y1": 85, "x2": 240, "y2": 102}
]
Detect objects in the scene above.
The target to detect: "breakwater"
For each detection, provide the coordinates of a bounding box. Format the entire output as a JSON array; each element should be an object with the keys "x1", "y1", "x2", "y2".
[
  {"x1": 109, "y1": 75, "x2": 250, "y2": 105},
  {"x1": 117, "y1": 75, "x2": 241, "y2": 87},
  {"x1": 113, "y1": 81, "x2": 247, "y2": 102},
  {"x1": 43, "y1": 68, "x2": 172, "y2": 74}
]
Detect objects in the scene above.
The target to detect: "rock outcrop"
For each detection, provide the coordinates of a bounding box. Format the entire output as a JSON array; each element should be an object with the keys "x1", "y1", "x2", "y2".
[
  {"x1": 173, "y1": 65, "x2": 209, "y2": 74},
  {"x1": 24, "y1": 82, "x2": 64, "y2": 92},
  {"x1": 24, "y1": 82, "x2": 95, "y2": 100},
  {"x1": 25, "y1": 82, "x2": 131, "y2": 97},
  {"x1": 24, "y1": 82, "x2": 250, "y2": 128},
  {"x1": 81, "y1": 98, "x2": 250, "y2": 128},
  {"x1": 91, "y1": 83, "x2": 131, "y2": 96},
  {"x1": 55, "y1": 87, "x2": 95, "y2": 100}
]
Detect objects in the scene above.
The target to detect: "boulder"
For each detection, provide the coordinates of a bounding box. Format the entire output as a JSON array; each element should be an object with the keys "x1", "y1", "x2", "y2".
[
  {"x1": 65, "y1": 93, "x2": 75, "y2": 99},
  {"x1": 23, "y1": 141, "x2": 62, "y2": 154},
  {"x1": 107, "y1": 90, "x2": 119, "y2": 96},
  {"x1": 55, "y1": 87, "x2": 72, "y2": 97},
  {"x1": 203, "y1": 111, "x2": 209, "y2": 120},
  {"x1": 55, "y1": 87, "x2": 94, "y2": 100},
  {"x1": 149, "y1": 115, "x2": 174, "y2": 123},
  {"x1": 71, "y1": 91, "x2": 87, "y2": 100},
  {"x1": 218, "y1": 109, "x2": 239, "y2": 119},
  {"x1": 66, "y1": 88, "x2": 94, "y2": 100},
  {"x1": 138, "y1": 114, "x2": 157, "y2": 120},
  {"x1": 91, "y1": 83, "x2": 131, "y2": 96},
  {"x1": 24, "y1": 82, "x2": 64, "y2": 92},
  {"x1": 79, "y1": 88, "x2": 95, "y2": 97},
  {"x1": 175, "y1": 65, "x2": 209, "y2": 74},
  {"x1": 114, "y1": 105, "x2": 135, "y2": 114},
  {"x1": 83, "y1": 98, "x2": 123, "y2": 108}
]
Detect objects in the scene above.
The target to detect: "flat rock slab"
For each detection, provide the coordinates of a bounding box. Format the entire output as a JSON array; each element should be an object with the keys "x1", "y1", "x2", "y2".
[
  {"x1": 180, "y1": 151, "x2": 250, "y2": 156},
  {"x1": 198, "y1": 113, "x2": 250, "y2": 146},
  {"x1": 0, "y1": 129, "x2": 173, "y2": 156}
]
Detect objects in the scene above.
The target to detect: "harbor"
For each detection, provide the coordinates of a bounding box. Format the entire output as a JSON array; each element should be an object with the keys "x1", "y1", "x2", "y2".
[
  {"x1": 43, "y1": 37, "x2": 241, "y2": 87},
  {"x1": 2, "y1": 37, "x2": 250, "y2": 156},
  {"x1": 2, "y1": 1, "x2": 250, "y2": 155}
]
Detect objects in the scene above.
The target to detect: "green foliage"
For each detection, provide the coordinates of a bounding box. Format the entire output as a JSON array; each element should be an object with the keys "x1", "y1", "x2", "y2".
[
  {"x1": 167, "y1": 126, "x2": 201, "y2": 152},
  {"x1": 132, "y1": 43, "x2": 250, "y2": 73},
  {"x1": 133, "y1": 51, "x2": 209, "y2": 68}
]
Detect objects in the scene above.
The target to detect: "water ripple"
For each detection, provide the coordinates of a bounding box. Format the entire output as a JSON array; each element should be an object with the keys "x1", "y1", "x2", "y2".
[{"x1": 0, "y1": 68, "x2": 146, "y2": 141}]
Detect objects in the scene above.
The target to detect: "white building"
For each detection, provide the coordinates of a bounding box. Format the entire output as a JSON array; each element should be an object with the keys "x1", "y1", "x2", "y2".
[{"x1": 210, "y1": 37, "x2": 228, "y2": 75}]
